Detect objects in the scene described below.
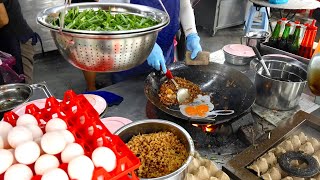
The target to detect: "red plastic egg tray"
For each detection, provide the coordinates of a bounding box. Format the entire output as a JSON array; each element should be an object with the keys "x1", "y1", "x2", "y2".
[{"x1": 2, "y1": 90, "x2": 140, "y2": 180}]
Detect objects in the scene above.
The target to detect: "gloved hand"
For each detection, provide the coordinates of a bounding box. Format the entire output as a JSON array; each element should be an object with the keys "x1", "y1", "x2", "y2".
[
  {"x1": 186, "y1": 33, "x2": 202, "y2": 59},
  {"x1": 147, "y1": 43, "x2": 167, "y2": 73}
]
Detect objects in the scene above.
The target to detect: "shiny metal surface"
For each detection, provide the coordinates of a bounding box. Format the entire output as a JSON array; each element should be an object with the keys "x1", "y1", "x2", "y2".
[
  {"x1": 37, "y1": 3, "x2": 169, "y2": 72},
  {"x1": 0, "y1": 84, "x2": 33, "y2": 112},
  {"x1": 252, "y1": 56, "x2": 307, "y2": 110},
  {"x1": 241, "y1": 31, "x2": 269, "y2": 50},
  {"x1": 114, "y1": 119, "x2": 195, "y2": 180},
  {"x1": 144, "y1": 62, "x2": 256, "y2": 124},
  {"x1": 223, "y1": 50, "x2": 254, "y2": 65}
]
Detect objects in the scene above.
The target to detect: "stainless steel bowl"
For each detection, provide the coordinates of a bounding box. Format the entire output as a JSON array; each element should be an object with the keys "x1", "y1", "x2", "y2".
[
  {"x1": 0, "y1": 83, "x2": 33, "y2": 112},
  {"x1": 223, "y1": 50, "x2": 255, "y2": 65},
  {"x1": 36, "y1": 3, "x2": 170, "y2": 72},
  {"x1": 251, "y1": 56, "x2": 307, "y2": 110},
  {"x1": 114, "y1": 119, "x2": 195, "y2": 180}
]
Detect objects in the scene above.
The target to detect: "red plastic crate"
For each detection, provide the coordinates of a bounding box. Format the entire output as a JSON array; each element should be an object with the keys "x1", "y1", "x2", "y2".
[{"x1": 2, "y1": 90, "x2": 140, "y2": 180}]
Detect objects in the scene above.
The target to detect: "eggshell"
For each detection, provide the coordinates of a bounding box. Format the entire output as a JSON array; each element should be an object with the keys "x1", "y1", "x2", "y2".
[
  {"x1": 41, "y1": 132, "x2": 66, "y2": 155},
  {"x1": 15, "y1": 141, "x2": 40, "y2": 164},
  {"x1": 68, "y1": 155, "x2": 94, "y2": 180},
  {"x1": 24, "y1": 124, "x2": 43, "y2": 139},
  {"x1": 92, "y1": 147, "x2": 117, "y2": 172},
  {"x1": 16, "y1": 114, "x2": 38, "y2": 126},
  {"x1": 34, "y1": 137, "x2": 45, "y2": 155},
  {"x1": 41, "y1": 168, "x2": 69, "y2": 180},
  {"x1": 35, "y1": 154, "x2": 60, "y2": 175},
  {"x1": 58, "y1": 130, "x2": 75, "y2": 144},
  {"x1": 0, "y1": 121, "x2": 13, "y2": 148},
  {"x1": 0, "y1": 149, "x2": 13, "y2": 174},
  {"x1": 45, "y1": 118, "x2": 67, "y2": 132},
  {"x1": 0, "y1": 136, "x2": 4, "y2": 149},
  {"x1": 7, "y1": 126, "x2": 33, "y2": 148},
  {"x1": 7, "y1": 149, "x2": 17, "y2": 164},
  {"x1": 4, "y1": 164, "x2": 33, "y2": 180},
  {"x1": 61, "y1": 143, "x2": 84, "y2": 163}
]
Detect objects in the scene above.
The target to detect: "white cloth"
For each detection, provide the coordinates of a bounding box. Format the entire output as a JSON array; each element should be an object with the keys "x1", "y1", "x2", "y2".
[{"x1": 180, "y1": 0, "x2": 197, "y2": 37}]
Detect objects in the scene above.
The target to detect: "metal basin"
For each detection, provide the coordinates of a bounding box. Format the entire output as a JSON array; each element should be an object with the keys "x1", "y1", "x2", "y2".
[
  {"x1": 0, "y1": 83, "x2": 33, "y2": 113},
  {"x1": 37, "y1": 3, "x2": 169, "y2": 72},
  {"x1": 115, "y1": 119, "x2": 195, "y2": 180},
  {"x1": 251, "y1": 56, "x2": 307, "y2": 110}
]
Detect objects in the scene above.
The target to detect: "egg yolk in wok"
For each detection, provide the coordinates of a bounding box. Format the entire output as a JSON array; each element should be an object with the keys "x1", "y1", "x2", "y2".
[{"x1": 185, "y1": 104, "x2": 210, "y2": 117}]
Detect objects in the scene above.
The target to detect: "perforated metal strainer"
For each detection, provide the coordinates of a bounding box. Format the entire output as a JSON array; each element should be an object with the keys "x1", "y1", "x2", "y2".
[{"x1": 37, "y1": 3, "x2": 169, "y2": 72}]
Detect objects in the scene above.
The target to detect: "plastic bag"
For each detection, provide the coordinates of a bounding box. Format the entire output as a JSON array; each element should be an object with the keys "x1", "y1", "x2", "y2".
[{"x1": 0, "y1": 51, "x2": 25, "y2": 84}]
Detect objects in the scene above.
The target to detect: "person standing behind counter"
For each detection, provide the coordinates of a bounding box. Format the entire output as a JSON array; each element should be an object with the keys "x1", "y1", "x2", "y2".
[
  {"x1": 0, "y1": 0, "x2": 42, "y2": 84},
  {"x1": 78, "y1": 0, "x2": 202, "y2": 91}
]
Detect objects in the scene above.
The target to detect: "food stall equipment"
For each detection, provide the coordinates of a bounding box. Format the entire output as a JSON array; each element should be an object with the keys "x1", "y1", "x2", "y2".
[
  {"x1": 194, "y1": 0, "x2": 248, "y2": 36},
  {"x1": 37, "y1": 3, "x2": 169, "y2": 72},
  {"x1": 144, "y1": 62, "x2": 256, "y2": 124}
]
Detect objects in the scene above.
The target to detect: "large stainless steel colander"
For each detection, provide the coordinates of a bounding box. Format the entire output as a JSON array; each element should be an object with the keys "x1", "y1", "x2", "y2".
[{"x1": 37, "y1": 3, "x2": 169, "y2": 72}]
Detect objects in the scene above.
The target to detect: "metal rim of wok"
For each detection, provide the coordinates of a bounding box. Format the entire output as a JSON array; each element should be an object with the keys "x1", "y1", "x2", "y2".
[
  {"x1": 144, "y1": 62, "x2": 256, "y2": 124},
  {"x1": 36, "y1": 3, "x2": 170, "y2": 36}
]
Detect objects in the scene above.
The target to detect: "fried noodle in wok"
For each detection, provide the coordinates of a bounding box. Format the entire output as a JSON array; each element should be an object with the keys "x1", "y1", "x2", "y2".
[{"x1": 159, "y1": 77, "x2": 202, "y2": 106}]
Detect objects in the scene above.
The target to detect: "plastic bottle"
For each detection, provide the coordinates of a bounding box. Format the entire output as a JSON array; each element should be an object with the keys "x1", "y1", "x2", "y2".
[
  {"x1": 289, "y1": 20, "x2": 300, "y2": 39},
  {"x1": 288, "y1": 26, "x2": 301, "y2": 55},
  {"x1": 268, "y1": 21, "x2": 281, "y2": 48},
  {"x1": 279, "y1": 18, "x2": 288, "y2": 37},
  {"x1": 299, "y1": 20, "x2": 318, "y2": 59},
  {"x1": 278, "y1": 23, "x2": 291, "y2": 51}
]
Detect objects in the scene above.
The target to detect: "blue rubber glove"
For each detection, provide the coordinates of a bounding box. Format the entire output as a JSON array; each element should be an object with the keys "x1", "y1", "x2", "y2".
[
  {"x1": 147, "y1": 43, "x2": 167, "y2": 73},
  {"x1": 186, "y1": 33, "x2": 202, "y2": 59}
]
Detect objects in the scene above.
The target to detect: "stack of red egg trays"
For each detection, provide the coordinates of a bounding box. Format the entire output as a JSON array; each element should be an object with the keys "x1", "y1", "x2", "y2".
[{"x1": 3, "y1": 90, "x2": 140, "y2": 180}]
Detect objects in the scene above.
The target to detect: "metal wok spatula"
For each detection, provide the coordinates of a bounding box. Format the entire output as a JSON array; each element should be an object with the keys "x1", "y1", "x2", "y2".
[{"x1": 164, "y1": 70, "x2": 190, "y2": 104}]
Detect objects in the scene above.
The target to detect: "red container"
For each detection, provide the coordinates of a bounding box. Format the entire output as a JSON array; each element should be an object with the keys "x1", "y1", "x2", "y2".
[
  {"x1": 2, "y1": 90, "x2": 140, "y2": 180},
  {"x1": 299, "y1": 19, "x2": 318, "y2": 59}
]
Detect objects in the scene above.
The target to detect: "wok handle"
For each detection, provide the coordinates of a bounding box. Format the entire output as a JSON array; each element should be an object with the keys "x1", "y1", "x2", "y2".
[{"x1": 30, "y1": 82, "x2": 53, "y2": 98}]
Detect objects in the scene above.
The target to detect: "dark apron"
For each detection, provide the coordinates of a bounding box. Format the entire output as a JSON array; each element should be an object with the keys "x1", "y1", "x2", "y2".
[{"x1": 111, "y1": 0, "x2": 180, "y2": 83}]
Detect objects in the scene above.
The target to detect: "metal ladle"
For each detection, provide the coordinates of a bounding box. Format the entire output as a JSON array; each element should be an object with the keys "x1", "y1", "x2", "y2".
[
  {"x1": 165, "y1": 70, "x2": 190, "y2": 104},
  {"x1": 252, "y1": 46, "x2": 271, "y2": 77}
]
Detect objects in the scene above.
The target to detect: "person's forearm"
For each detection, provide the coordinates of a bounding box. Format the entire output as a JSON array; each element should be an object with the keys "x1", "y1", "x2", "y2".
[
  {"x1": 180, "y1": 0, "x2": 197, "y2": 37},
  {"x1": 0, "y1": 2, "x2": 9, "y2": 28}
]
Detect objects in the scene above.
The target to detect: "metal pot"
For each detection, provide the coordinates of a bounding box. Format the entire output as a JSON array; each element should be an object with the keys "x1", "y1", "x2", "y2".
[
  {"x1": 241, "y1": 31, "x2": 270, "y2": 50},
  {"x1": 251, "y1": 56, "x2": 307, "y2": 110},
  {"x1": 114, "y1": 119, "x2": 195, "y2": 180},
  {"x1": 0, "y1": 83, "x2": 52, "y2": 119},
  {"x1": 223, "y1": 49, "x2": 255, "y2": 65}
]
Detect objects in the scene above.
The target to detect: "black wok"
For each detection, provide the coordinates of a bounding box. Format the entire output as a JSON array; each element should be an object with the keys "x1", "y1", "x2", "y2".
[{"x1": 144, "y1": 62, "x2": 256, "y2": 124}]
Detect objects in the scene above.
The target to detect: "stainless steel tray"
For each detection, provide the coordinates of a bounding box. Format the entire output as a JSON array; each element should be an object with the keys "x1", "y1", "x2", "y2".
[
  {"x1": 260, "y1": 42, "x2": 310, "y2": 65},
  {"x1": 223, "y1": 111, "x2": 320, "y2": 180}
]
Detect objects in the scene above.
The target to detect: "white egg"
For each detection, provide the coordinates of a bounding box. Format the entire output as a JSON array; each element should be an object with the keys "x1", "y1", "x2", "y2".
[
  {"x1": 0, "y1": 121, "x2": 13, "y2": 148},
  {"x1": 7, "y1": 149, "x2": 17, "y2": 164},
  {"x1": 24, "y1": 124, "x2": 43, "y2": 139},
  {"x1": 0, "y1": 136, "x2": 4, "y2": 149},
  {"x1": 4, "y1": 164, "x2": 33, "y2": 180},
  {"x1": 35, "y1": 154, "x2": 60, "y2": 175},
  {"x1": 16, "y1": 114, "x2": 38, "y2": 126},
  {"x1": 68, "y1": 155, "x2": 94, "y2": 180},
  {"x1": 58, "y1": 130, "x2": 75, "y2": 144},
  {"x1": 15, "y1": 141, "x2": 40, "y2": 164},
  {"x1": 41, "y1": 168, "x2": 68, "y2": 180},
  {"x1": 92, "y1": 147, "x2": 117, "y2": 172},
  {"x1": 45, "y1": 118, "x2": 67, "y2": 132},
  {"x1": 41, "y1": 131, "x2": 66, "y2": 155},
  {"x1": 0, "y1": 149, "x2": 13, "y2": 174},
  {"x1": 7, "y1": 126, "x2": 33, "y2": 148},
  {"x1": 34, "y1": 137, "x2": 45, "y2": 155},
  {"x1": 61, "y1": 143, "x2": 84, "y2": 163}
]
